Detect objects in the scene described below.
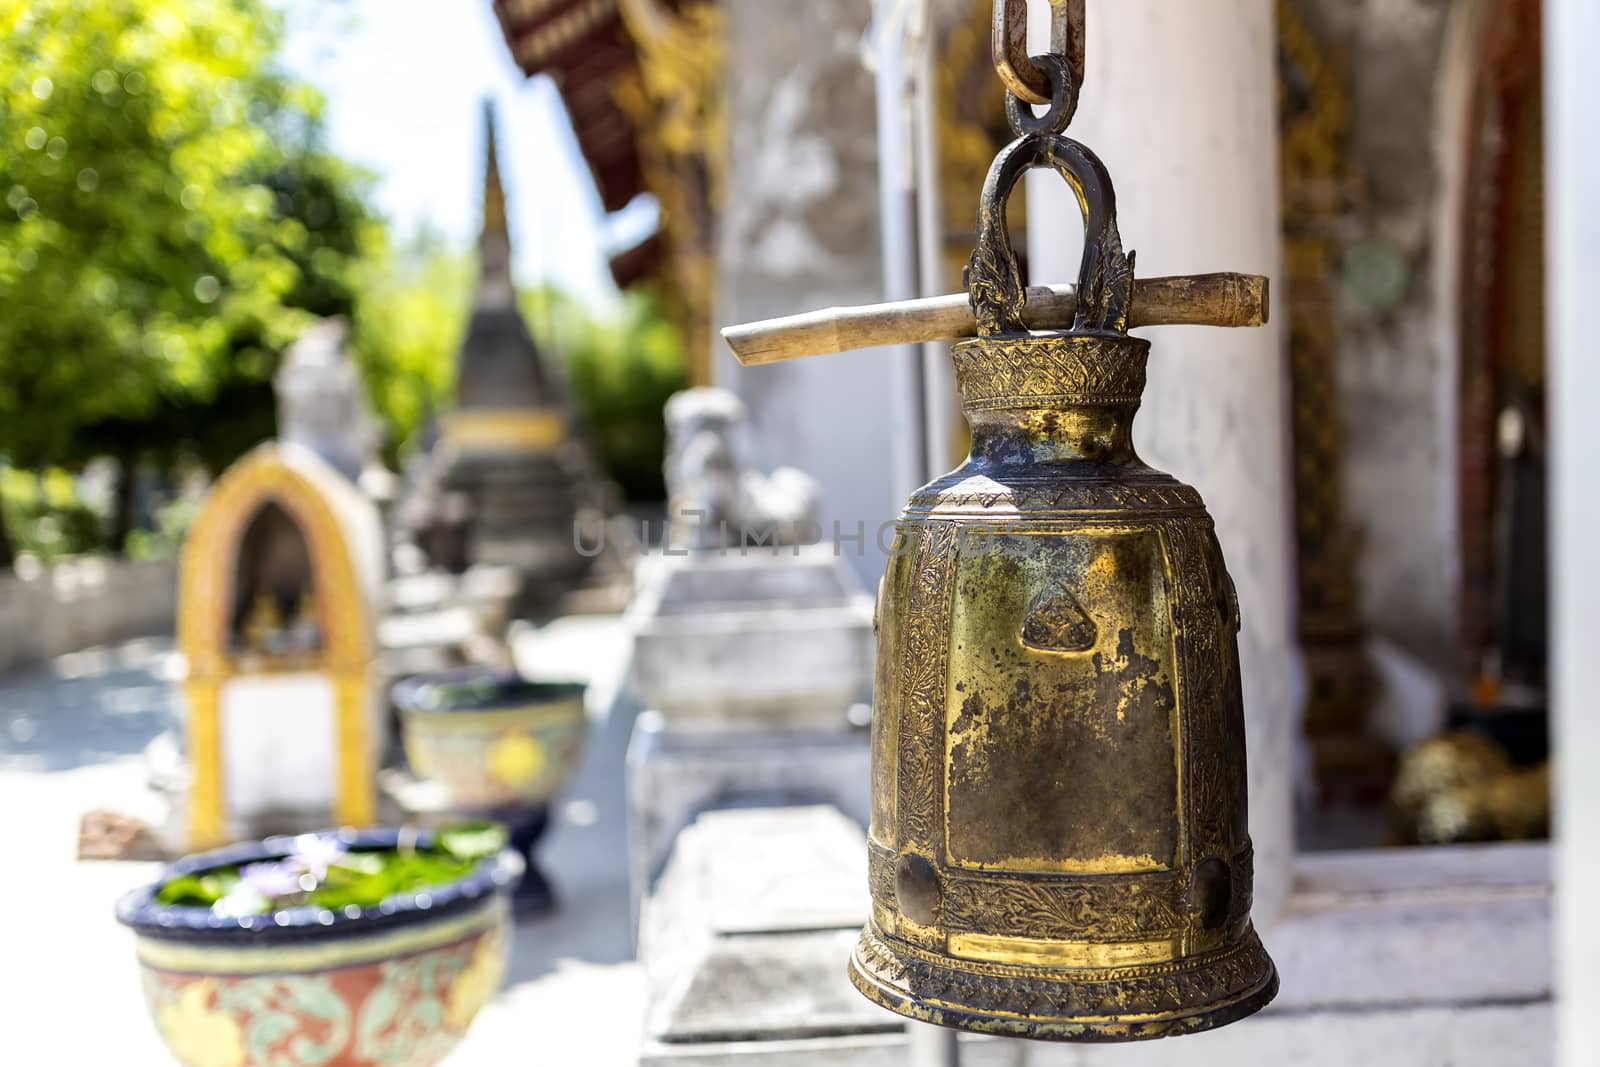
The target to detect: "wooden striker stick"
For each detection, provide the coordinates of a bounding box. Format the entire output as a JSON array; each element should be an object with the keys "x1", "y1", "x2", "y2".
[{"x1": 721, "y1": 272, "x2": 1269, "y2": 367}]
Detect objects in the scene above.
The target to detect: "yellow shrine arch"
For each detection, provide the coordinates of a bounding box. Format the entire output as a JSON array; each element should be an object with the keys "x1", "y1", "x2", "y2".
[{"x1": 178, "y1": 443, "x2": 381, "y2": 849}]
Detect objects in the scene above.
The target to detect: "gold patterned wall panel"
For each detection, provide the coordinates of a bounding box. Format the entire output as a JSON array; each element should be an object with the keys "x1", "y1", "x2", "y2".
[{"x1": 1278, "y1": 0, "x2": 1384, "y2": 794}]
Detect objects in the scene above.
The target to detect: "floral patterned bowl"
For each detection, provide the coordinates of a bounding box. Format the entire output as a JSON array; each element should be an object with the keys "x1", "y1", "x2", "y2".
[
  {"x1": 116, "y1": 828, "x2": 521, "y2": 1067},
  {"x1": 392, "y1": 670, "x2": 588, "y2": 811}
]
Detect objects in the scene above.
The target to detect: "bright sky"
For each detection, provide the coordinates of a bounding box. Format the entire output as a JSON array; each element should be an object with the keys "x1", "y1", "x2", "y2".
[{"x1": 276, "y1": 0, "x2": 654, "y2": 308}]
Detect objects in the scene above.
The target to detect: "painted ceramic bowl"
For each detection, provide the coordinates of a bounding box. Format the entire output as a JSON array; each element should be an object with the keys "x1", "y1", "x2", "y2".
[
  {"x1": 116, "y1": 828, "x2": 521, "y2": 1067},
  {"x1": 392, "y1": 670, "x2": 588, "y2": 812}
]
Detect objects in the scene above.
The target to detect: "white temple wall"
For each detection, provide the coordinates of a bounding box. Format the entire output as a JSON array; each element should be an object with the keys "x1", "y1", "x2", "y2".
[{"x1": 0, "y1": 557, "x2": 177, "y2": 674}]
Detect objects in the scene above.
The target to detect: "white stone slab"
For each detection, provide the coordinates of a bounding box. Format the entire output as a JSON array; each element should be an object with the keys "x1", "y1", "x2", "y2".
[
  {"x1": 642, "y1": 1033, "x2": 1019, "y2": 1067},
  {"x1": 1273, "y1": 843, "x2": 1551, "y2": 1012},
  {"x1": 625, "y1": 719, "x2": 871, "y2": 918},
  {"x1": 1028, "y1": 1002, "x2": 1551, "y2": 1067},
  {"x1": 640, "y1": 807, "x2": 893, "y2": 1053}
]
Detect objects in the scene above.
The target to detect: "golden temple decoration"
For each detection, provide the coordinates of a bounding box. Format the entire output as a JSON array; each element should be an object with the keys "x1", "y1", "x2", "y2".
[
  {"x1": 1277, "y1": 0, "x2": 1383, "y2": 795},
  {"x1": 441, "y1": 408, "x2": 568, "y2": 454},
  {"x1": 936, "y1": 0, "x2": 1025, "y2": 288},
  {"x1": 1391, "y1": 733, "x2": 1550, "y2": 845},
  {"x1": 614, "y1": 0, "x2": 725, "y2": 387},
  {"x1": 481, "y1": 112, "x2": 509, "y2": 239},
  {"x1": 240, "y1": 595, "x2": 282, "y2": 656}
]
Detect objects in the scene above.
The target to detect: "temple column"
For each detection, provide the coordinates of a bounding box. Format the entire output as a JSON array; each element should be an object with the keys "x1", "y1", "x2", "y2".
[
  {"x1": 1547, "y1": 1, "x2": 1600, "y2": 1063},
  {"x1": 1027, "y1": 0, "x2": 1298, "y2": 921}
]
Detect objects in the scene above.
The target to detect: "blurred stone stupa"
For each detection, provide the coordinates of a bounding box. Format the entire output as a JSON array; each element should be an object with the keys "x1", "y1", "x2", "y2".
[{"x1": 399, "y1": 102, "x2": 600, "y2": 610}]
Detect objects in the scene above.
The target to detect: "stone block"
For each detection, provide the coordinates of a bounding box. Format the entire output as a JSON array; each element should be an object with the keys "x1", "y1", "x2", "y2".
[
  {"x1": 633, "y1": 813, "x2": 1552, "y2": 1067},
  {"x1": 641, "y1": 1033, "x2": 1019, "y2": 1067}
]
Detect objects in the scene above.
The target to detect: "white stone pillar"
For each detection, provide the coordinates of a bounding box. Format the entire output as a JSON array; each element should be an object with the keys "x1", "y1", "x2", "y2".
[
  {"x1": 1547, "y1": 1, "x2": 1600, "y2": 1064},
  {"x1": 1027, "y1": 0, "x2": 1298, "y2": 922}
]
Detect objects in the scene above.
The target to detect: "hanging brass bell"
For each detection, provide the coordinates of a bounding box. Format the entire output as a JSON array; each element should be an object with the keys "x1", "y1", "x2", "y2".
[{"x1": 844, "y1": 118, "x2": 1278, "y2": 1039}]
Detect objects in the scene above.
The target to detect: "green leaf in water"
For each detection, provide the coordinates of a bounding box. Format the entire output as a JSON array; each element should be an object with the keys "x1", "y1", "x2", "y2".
[
  {"x1": 157, "y1": 870, "x2": 240, "y2": 907},
  {"x1": 438, "y1": 822, "x2": 508, "y2": 862}
]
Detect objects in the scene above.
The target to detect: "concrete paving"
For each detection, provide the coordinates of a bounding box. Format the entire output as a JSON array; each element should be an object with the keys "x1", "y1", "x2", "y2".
[{"x1": 0, "y1": 618, "x2": 646, "y2": 1064}]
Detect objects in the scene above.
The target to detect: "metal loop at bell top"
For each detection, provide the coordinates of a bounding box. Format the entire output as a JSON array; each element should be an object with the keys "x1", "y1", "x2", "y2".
[
  {"x1": 966, "y1": 131, "x2": 1134, "y2": 338},
  {"x1": 1005, "y1": 52, "x2": 1079, "y2": 136}
]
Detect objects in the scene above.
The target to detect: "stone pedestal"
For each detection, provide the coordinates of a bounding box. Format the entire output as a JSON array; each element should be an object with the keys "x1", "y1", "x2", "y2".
[
  {"x1": 638, "y1": 806, "x2": 1549, "y2": 1067},
  {"x1": 622, "y1": 544, "x2": 876, "y2": 918},
  {"x1": 625, "y1": 548, "x2": 874, "y2": 732},
  {"x1": 638, "y1": 806, "x2": 1027, "y2": 1066},
  {"x1": 379, "y1": 565, "x2": 521, "y2": 680}
]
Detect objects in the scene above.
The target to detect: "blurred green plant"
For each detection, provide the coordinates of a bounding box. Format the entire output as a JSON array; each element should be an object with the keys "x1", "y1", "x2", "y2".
[
  {"x1": 154, "y1": 825, "x2": 508, "y2": 916},
  {"x1": 0, "y1": 466, "x2": 105, "y2": 561},
  {"x1": 521, "y1": 286, "x2": 686, "y2": 502},
  {"x1": 124, "y1": 491, "x2": 200, "y2": 561}
]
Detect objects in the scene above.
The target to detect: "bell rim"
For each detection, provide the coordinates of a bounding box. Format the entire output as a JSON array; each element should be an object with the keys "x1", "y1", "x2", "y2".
[{"x1": 848, "y1": 922, "x2": 1278, "y2": 1043}]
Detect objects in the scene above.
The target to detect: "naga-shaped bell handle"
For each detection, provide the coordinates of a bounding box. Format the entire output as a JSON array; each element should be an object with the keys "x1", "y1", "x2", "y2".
[{"x1": 966, "y1": 128, "x2": 1132, "y2": 337}]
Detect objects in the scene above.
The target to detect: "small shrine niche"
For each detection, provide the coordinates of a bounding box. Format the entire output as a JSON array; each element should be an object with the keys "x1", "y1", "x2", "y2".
[
  {"x1": 230, "y1": 501, "x2": 322, "y2": 665},
  {"x1": 178, "y1": 443, "x2": 385, "y2": 849}
]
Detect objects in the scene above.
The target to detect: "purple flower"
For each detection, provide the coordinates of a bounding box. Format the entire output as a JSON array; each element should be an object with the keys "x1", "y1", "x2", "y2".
[
  {"x1": 212, "y1": 861, "x2": 299, "y2": 918},
  {"x1": 287, "y1": 834, "x2": 348, "y2": 882},
  {"x1": 239, "y1": 861, "x2": 302, "y2": 899}
]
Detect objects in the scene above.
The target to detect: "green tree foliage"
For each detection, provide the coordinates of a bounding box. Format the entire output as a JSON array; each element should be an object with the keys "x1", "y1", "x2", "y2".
[
  {"x1": 0, "y1": 0, "x2": 314, "y2": 467},
  {"x1": 0, "y1": 0, "x2": 435, "y2": 553},
  {"x1": 0, "y1": 466, "x2": 103, "y2": 561},
  {"x1": 0, "y1": 0, "x2": 683, "y2": 565}
]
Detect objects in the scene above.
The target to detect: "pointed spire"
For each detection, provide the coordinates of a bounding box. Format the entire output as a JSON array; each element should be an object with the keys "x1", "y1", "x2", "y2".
[
  {"x1": 476, "y1": 98, "x2": 514, "y2": 309},
  {"x1": 481, "y1": 98, "x2": 508, "y2": 241}
]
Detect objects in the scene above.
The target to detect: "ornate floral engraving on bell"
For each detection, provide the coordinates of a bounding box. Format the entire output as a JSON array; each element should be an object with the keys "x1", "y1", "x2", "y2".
[{"x1": 844, "y1": 95, "x2": 1279, "y2": 1040}]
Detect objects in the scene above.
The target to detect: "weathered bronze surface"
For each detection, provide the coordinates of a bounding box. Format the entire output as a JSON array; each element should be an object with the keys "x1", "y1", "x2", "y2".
[{"x1": 724, "y1": 10, "x2": 1277, "y2": 1042}]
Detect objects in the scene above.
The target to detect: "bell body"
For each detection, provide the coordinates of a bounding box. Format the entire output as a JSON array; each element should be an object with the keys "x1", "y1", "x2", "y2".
[{"x1": 849, "y1": 332, "x2": 1277, "y2": 1041}]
